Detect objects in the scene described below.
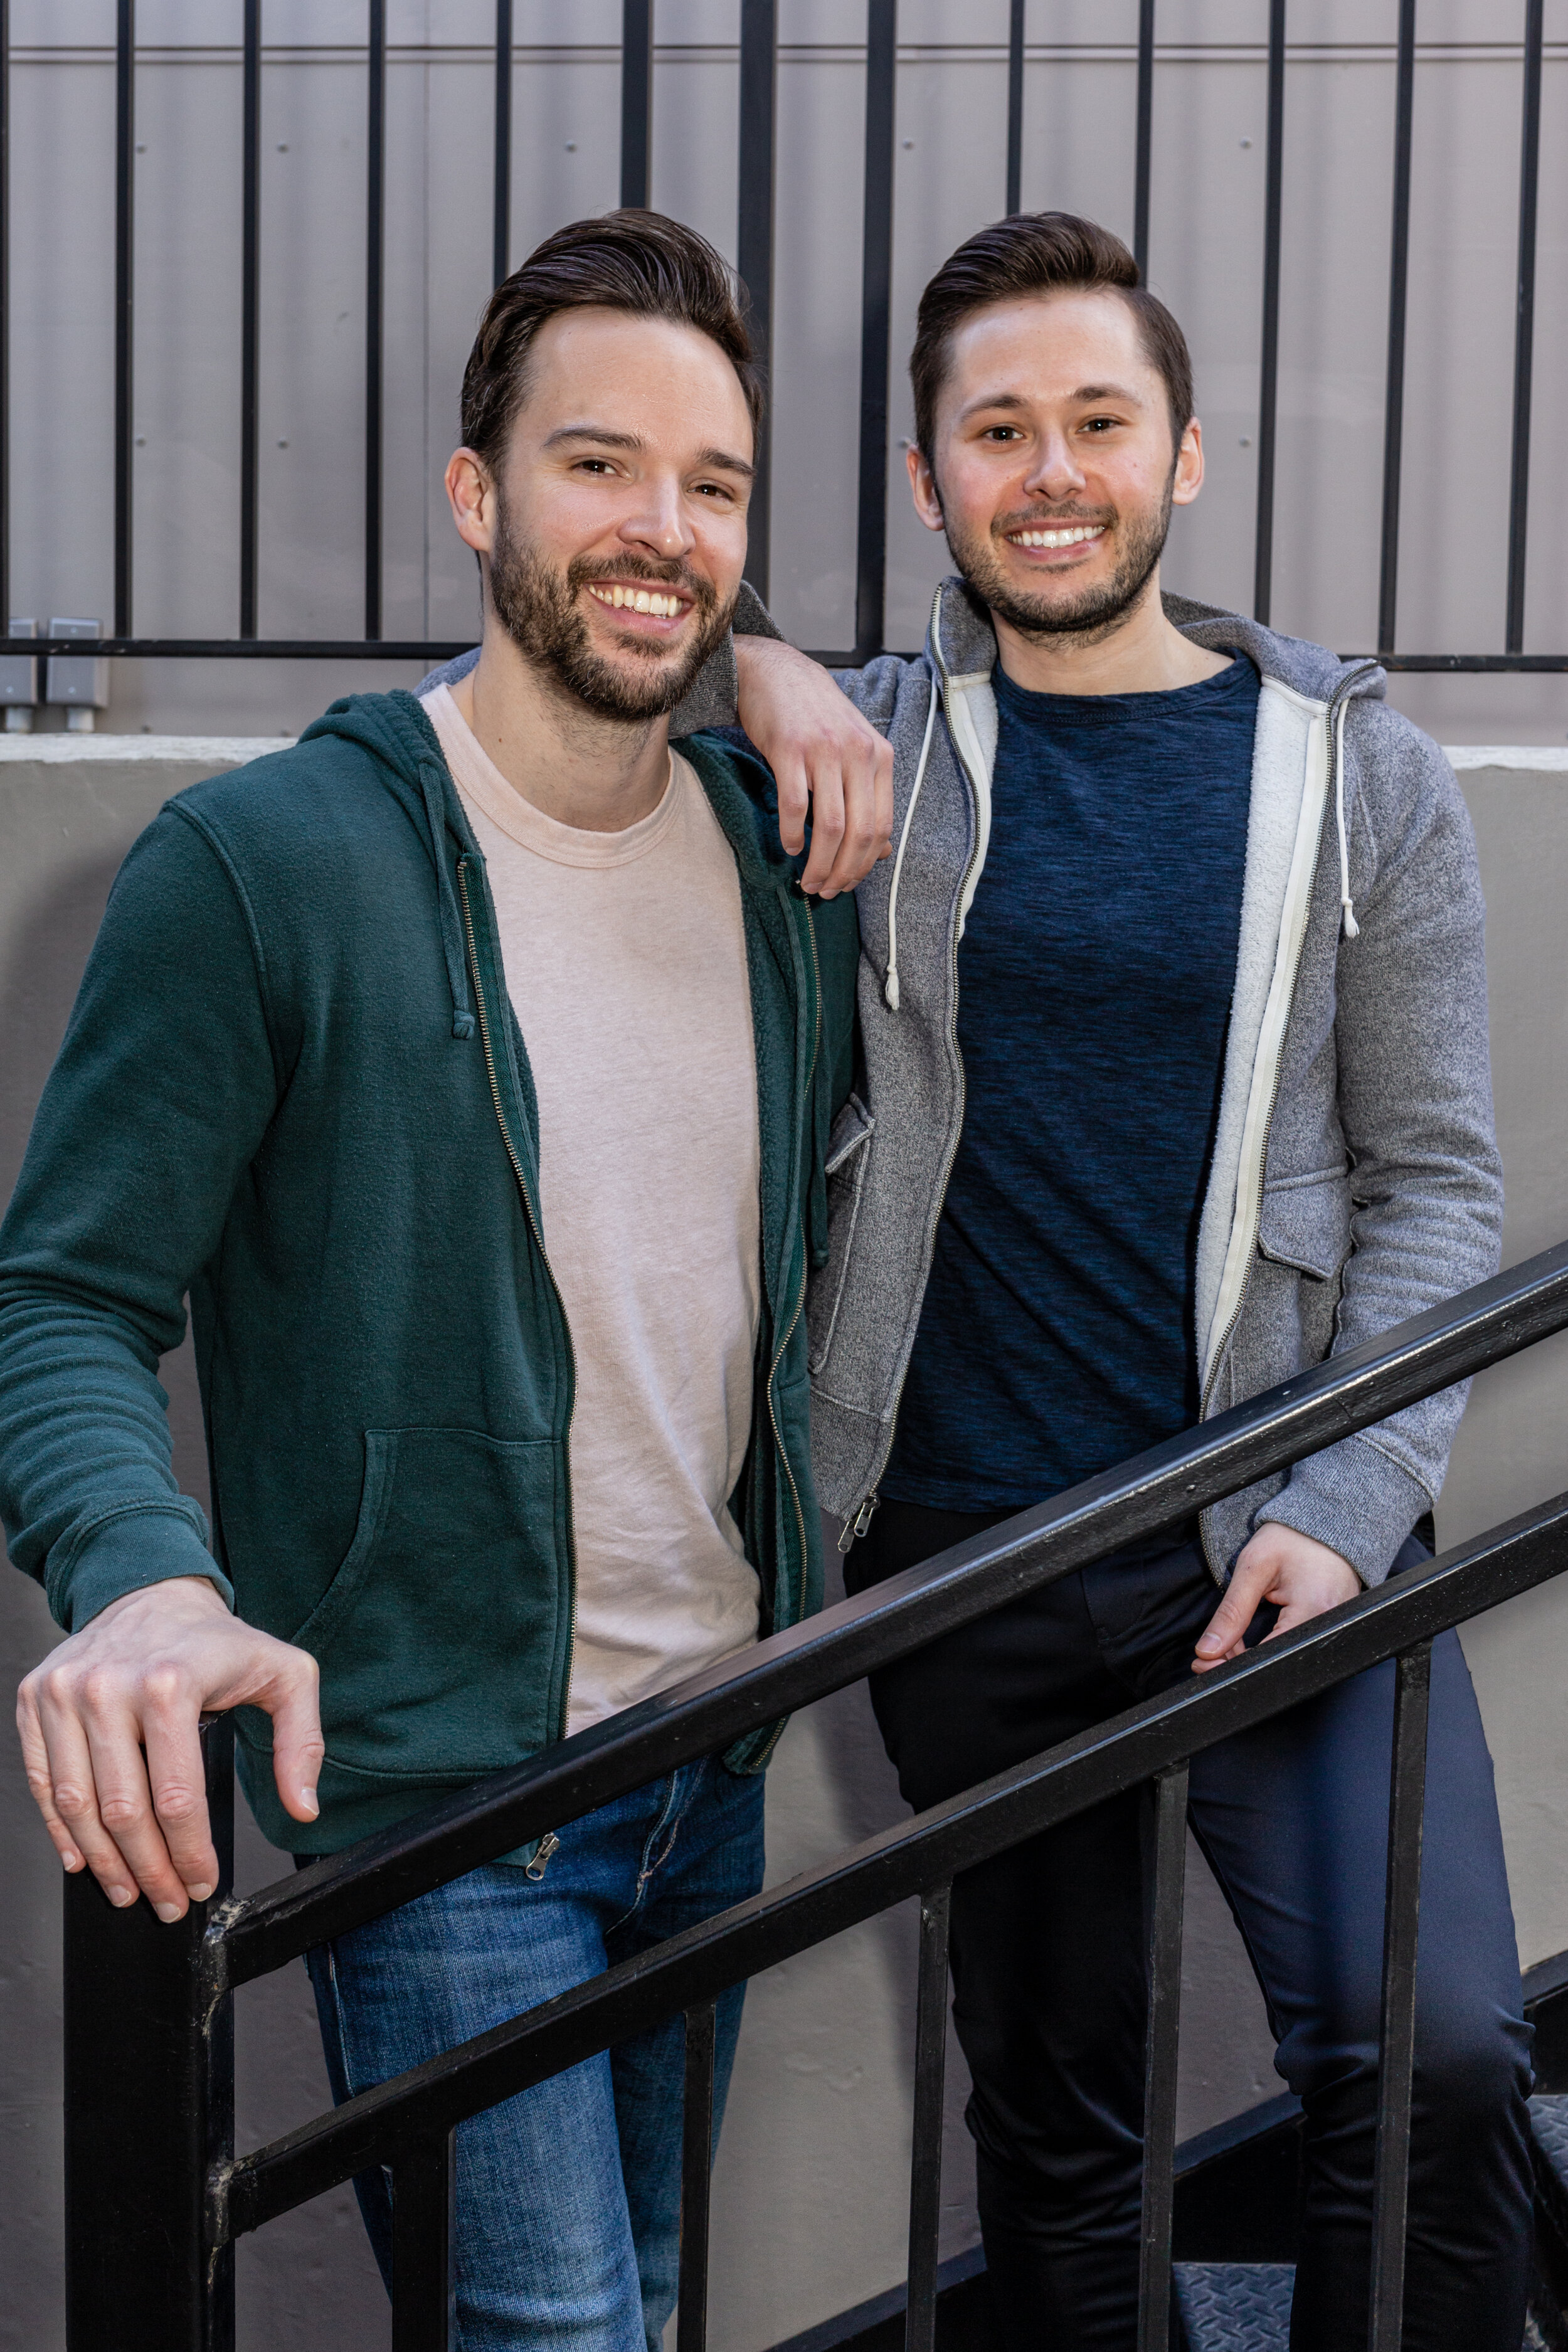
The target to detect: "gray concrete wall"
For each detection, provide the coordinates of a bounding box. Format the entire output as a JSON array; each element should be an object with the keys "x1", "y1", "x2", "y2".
[
  {"x1": 1, "y1": 735, "x2": 1565, "y2": 2348},
  {"x1": 6, "y1": 4, "x2": 1566, "y2": 744}
]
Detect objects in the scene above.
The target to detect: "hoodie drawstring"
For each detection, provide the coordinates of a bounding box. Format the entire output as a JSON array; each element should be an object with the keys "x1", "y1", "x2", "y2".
[
  {"x1": 883, "y1": 679, "x2": 940, "y2": 1011},
  {"x1": 1331, "y1": 662, "x2": 1379, "y2": 941},
  {"x1": 418, "y1": 758, "x2": 478, "y2": 1039}
]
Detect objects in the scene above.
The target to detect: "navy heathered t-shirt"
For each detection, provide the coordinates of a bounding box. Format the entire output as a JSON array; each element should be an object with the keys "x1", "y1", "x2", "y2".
[{"x1": 883, "y1": 651, "x2": 1259, "y2": 1512}]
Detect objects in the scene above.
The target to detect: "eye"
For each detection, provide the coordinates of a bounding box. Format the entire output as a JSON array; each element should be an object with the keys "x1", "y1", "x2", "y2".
[
  {"x1": 1081, "y1": 416, "x2": 1120, "y2": 434},
  {"x1": 982, "y1": 425, "x2": 1024, "y2": 443},
  {"x1": 574, "y1": 457, "x2": 618, "y2": 476},
  {"x1": 692, "y1": 480, "x2": 735, "y2": 501}
]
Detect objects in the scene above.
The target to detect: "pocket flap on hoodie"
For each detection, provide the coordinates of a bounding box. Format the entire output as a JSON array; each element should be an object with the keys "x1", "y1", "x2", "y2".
[
  {"x1": 1257, "y1": 1173, "x2": 1352, "y2": 1280},
  {"x1": 825, "y1": 1093, "x2": 876, "y2": 1176}
]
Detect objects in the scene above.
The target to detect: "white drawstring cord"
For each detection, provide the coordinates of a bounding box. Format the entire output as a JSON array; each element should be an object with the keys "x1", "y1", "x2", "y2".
[
  {"x1": 883, "y1": 676, "x2": 940, "y2": 1010},
  {"x1": 1333, "y1": 691, "x2": 1359, "y2": 939}
]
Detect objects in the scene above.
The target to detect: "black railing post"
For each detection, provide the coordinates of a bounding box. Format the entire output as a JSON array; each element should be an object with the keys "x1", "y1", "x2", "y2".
[
  {"x1": 0, "y1": 0, "x2": 10, "y2": 633},
  {"x1": 1367, "y1": 1641, "x2": 1432, "y2": 2351},
  {"x1": 1132, "y1": 0, "x2": 1155, "y2": 280},
  {"x1": 364, "y1": 0, "x2": 386, "y2": 642},
  {"x1": 1376, "y1": 0, "x2": 1416, "y2": 657},
  {"x1": 1504, "y1": 0, "x2": 1543, "y2": 656},
  {"x1": 1005, "y1": 0, "x2": 1025, "y2": 218},
  {"x1": 492, "y1": 0, "x2": 513, "y2": 287},
  {"x1": 620, "y1": 0, "x2": 653, "y2": 209},
  {"x1": 1252, "y1": 0, "x2": 1286, "y2": 627},
  {"x1": 114, "y1": 0, "x2": 135, "y2": 638},
  {"x1": 64, "y1": 1718, "x2": 235, "y2": 2352},
  {"x1": 677, "y1": 2000, "x2": 717, "y2": 2352},
  {"x1": 737, "y1": 0, "x2": 777, "y2": 600},
  {"x1": 239, "y1": 0, "x2": 261, "y2": 638},
  {"x1": 854, "y1": 0, "x2": 897, "y2": 662},
  {"x1": 905, "y1": 1881, "x2": 951, "y2": 2352},
  {"x1": 391, "y1": 2130, "x2": 455, "y2": 2352},
  {"x1": 1137, "y1": 1762, "x2": 1188, "y2": 2352}
]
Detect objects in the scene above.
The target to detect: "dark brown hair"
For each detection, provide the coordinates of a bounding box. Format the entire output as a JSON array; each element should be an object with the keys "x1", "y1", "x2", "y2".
[
  {"x1": 460, "y1": 209, "x2": 765, "y2": 470},
  {"x1": 909, "y1": 211, "x2": 1194, "y2": 460}
]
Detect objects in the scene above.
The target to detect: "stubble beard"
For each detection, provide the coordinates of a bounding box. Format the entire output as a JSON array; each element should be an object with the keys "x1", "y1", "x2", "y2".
[
  {"x1": 942, "y1": 468, "x2": 1176, "y2": 649},
  {"x1": 486, "y1": 492, "x2": 735, "y2": 723}
]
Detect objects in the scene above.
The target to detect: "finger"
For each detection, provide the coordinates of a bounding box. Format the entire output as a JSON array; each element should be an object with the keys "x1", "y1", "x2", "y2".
[
  {"x1": 800, "y1": 761, "x2": 848, "y2": 896},
  {"x1": 1192, "y1": 1560, "x2": 1271, "y2": 1666},
  {"x1": 82, "y1": 1685, "x2": 194, "y2": 1919},
  {"x1": 774, "y1": 749, "x2": 809, "y2": 856},
  {"x1": 825, "y1": 741, "x2": 893, "y2": 893},
  {"x1": 872, "y1": 734, "x2": 894, "y2": 857},
  {"x1": 140, "y1": 1677, "x2": 221, "y2": 1902},
  {"x1": 263, "y1": 1646, "x2": 325, "y2": 1827},
  {"x1": 17, "y1": 1684, "x2": 86, "y2": 1876},
  {"x1": 29, "y1": 1675, "x2": 144, "y2": 1908}
]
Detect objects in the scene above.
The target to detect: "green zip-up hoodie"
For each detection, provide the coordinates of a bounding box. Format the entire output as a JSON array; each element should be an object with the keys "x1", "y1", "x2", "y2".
[{"x1": 0, "y1": 691, "x2": 856, "y2": 1851}]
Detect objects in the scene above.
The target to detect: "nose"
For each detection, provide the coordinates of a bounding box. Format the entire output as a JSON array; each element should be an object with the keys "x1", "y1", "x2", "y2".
[
  {"x1": 1022, "y1": 430, "x2": 1086, "y2": 505},
  {"x1": 618, "y1": 471, "x2": 694, "y2": 563}
]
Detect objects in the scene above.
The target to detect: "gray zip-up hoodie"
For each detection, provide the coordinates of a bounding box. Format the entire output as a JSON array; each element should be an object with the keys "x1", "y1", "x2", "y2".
[{"x1": 737, "y1": 576, "x2": 1501, "y2": 1587}]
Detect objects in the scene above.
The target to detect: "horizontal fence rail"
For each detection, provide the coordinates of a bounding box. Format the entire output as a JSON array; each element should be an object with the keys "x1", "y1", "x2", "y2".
[
  {"x1": 59, "y1": 1240, "x2": 1568, "y2": 2352},
  {"x1": 2, "y1": 6, "x2": 1562, "y2": 679}
]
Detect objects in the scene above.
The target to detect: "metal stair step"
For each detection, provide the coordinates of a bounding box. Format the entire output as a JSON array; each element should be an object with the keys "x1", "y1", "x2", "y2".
[{"x1": 1173, "y1": 2264, "x2": 1294, "y2": 2351}]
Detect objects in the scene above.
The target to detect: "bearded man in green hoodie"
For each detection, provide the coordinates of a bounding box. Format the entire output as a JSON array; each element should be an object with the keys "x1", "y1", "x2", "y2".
[{"x1": 1, "y1": 212, "x2": 889, "y2": 2351}]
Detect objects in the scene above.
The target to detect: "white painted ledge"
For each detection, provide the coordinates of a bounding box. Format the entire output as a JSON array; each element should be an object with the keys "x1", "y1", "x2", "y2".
[
  {"x1": 0, "y1": 733, "x2": 292, "y2": 762},
  {"x1": 1444, "y1": 745, "x2": 1568, "y2": 772}
]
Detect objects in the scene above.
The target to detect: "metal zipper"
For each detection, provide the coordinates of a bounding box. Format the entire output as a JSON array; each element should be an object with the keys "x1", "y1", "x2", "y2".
[
  {"x1": 763, "y1": 887, "x2": 823, "y2": 1623},
  {"x1": 524, "y1": 1830, "x2": 561, "y2": 1881},
  {"x1": 1194, "y1": 663, "x2": 1380, "y2": 1582},
  {"x1": 840, "y1": 612, "x2": 983, "y2": 1549},
  {"x1": 456, "y1": 857, "x2": 581, "y2": 1736}
]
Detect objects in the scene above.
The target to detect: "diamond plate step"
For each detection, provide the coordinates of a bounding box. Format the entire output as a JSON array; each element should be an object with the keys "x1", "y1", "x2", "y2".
[{"x1": 1174, "y1": 2264, "x2": 1293, "y2": 2351}]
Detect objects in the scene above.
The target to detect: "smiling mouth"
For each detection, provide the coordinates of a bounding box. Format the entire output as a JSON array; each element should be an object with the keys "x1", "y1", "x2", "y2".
[
  {"x1": 586, "y1": 581, "x2": 691, "y2": 620},
  {"x1": 1007, "y1": 524, "x2": 1108, "y2": 551}
]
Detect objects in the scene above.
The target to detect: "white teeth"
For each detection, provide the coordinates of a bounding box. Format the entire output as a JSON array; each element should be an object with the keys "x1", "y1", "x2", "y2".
[
  {"x1": 1011, "y1": 524, "x2": 1105, "y2": 549},
  {"x1": 590, "y1": 583, "x2": 684, "y2": 617}
]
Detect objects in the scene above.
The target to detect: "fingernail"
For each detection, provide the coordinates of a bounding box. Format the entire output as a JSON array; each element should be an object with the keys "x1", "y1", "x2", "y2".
[
  {"x1": 110, "y1": 1887, "x2": 137, "y2": 1908},
  {"x1": 61, "y1": 1851, "x2": 82, "y2": 1873},
  {"x1": 299, "y1": 1786, "x2": 319, "y2": 1818},
  {"x1": 188, "y1": 1882, "x2": 214, "y2": 1903},
  {"x1": 154, "y1": 1901, "x2": 183, "y2": 1924}
]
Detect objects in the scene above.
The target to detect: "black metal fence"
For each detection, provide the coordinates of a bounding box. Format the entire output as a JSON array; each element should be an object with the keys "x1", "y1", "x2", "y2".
[
  {"x1": 63, "y1": 1241, "x2": 1568, "y2": 2351},
  {"x1": 4, "y1": 3, "x2": 1562, "y2": 677}
]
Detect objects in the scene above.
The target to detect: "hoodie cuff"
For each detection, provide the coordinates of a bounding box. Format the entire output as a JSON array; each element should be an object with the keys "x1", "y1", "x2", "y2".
[
  {"x1": 49, "y1": 1505, "x2": 234, "y2": 1633},
  {"x1": 1252, "y1": 1436, "x2": 1432, "y2": 1587}
]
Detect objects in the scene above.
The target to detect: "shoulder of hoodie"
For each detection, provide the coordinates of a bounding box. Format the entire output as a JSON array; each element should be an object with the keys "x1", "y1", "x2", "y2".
[{"x1": 1167, "y1": 595, "x2": 1470, "y2": 845}]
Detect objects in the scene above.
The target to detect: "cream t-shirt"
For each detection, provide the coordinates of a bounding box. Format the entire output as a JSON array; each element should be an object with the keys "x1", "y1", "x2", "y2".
[{"x1": 421, "y1": 684, "x2": 762, "y2": 1735}]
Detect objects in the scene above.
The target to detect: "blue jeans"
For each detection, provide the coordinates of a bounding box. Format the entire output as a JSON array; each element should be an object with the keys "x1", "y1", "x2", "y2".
[
  {"x1": 304, "y1": 1756, "x2": 765, "y2": 2352},
  {"x1": 850, "y1": 1506, "x2": 1535, "y2": 2352}
]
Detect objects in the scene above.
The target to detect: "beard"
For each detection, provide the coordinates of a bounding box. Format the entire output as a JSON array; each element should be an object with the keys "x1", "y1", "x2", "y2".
[
  {"x1": 486, "y1": 494, "x2": 734, "y2": 723},
  {"x1": 941, "y1": 469, "x2": 1175, "y2": 644}
]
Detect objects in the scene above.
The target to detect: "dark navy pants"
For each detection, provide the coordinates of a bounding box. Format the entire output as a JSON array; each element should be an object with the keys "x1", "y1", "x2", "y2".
[{"x1": 848, "y1": 1503, "x2": 1534, "y2": 2352}]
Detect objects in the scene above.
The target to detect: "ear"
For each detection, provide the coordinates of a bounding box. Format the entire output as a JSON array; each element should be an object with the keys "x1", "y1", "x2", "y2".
[
  {"x1": 1171, "y1": 417, "x2": 1204, "y2": 508},
  {"x1": 906, "y1": 442, "x2": 945, "y2": 534},
  {"x1": 445, "y1": 448, "x2": 495, "y2": 553}
]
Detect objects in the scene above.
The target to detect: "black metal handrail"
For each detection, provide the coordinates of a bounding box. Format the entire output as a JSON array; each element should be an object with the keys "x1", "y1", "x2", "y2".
[
  {"x1": 60, "y1": 1241, "x2": 1568, "y2": 2351},
  {"x1": 4, "y1": 6, "x2": 1561, "y2": 673}
]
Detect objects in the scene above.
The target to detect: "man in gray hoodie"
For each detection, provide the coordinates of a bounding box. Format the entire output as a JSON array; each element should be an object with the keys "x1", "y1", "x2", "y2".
[{"x1": 723, "y1": 214, "x2": 1530, "y2": 2349}]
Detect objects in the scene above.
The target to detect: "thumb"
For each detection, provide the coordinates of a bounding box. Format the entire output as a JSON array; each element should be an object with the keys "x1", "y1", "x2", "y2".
[
  {"x1": 261, "y1": 1645, "x2": 325, "y2": 1825},
  {"x1": 1195, "y1": 1557, "x2": 1270, "y2": 1660}
]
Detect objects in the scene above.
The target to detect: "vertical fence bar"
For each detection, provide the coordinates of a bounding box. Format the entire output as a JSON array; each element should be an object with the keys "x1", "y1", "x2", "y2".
[
  {"x1": 1132, "y1": 0, "x2": 1155, "y2": 280},
  {"x1": 65, "y1": 1718, "x2": 235, "y2": 2351},
  {"x1": 364, "y1": 0, "x2": 386, "y2": 641},
  {"x1": 492, "y1": 0, "x2": 513, "y2": 286},
  {"x1": 114, "y1": 0, "x2": 135, "y2": 637},
  {"x1": 738, "y1": 0, "x2": 777, "y2": 598},
  {"x1": 677, "y1": 2000, "x2": 718, "y2": 2352},
  {"x1": 904, "y1": 1882, "x2": 951, "y2": 2352},
  {"x1": 1252, "y1": 0, "x2": 1286, "y2": 626},
  {"x1": 0, "y1": 0, "x2": 9, "y2": 635},
  {"x1": 1005, "y1": 0, "x2": 1024, "y2": 217},
  {"x1": 620, "y1": 0, "x2": 654, "y2": 209},
  {"x1": 1136, "y1": 1763, "x2": 1189, "y2": 2352},
  {"x1": 854, "y1": 0, "x2": 897, "y2": 662},
  {"x1": 239, "y1": 0, "x2": 261, "y2": 638},
  {"x1": 1375, "y1": 0, "x2": 1416, "y2": 656},
  {"x1": 1367, "y1": 1641, "x2": 1432, "y2": 2352},
  {"x1": 391, "y1": 2132, "x2": 456, "y2": 2352},
  {"x1": 1504, "y1": 0, "x2": 1543, "y2": 656}
]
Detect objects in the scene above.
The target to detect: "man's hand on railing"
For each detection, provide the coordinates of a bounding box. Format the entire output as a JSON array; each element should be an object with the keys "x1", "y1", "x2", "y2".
[
  {"x1": 734, "y1": 636, "x2": 894, "y2": 898},
  {"x1": 1191, "y1": 1525, "x2": 1364, "y2": 1673},
  {"x1": 16, "y1": 1574, "x2": 324, "y2": 1920}
]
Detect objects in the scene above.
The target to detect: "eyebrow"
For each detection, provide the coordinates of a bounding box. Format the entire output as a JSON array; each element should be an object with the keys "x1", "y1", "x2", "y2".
[
  {"x1": 543, "y1": 424, "x2": 755, "y2": 480},
  {"x1": 959, "y1": 382, "x2": 1147, "y2": 418}
]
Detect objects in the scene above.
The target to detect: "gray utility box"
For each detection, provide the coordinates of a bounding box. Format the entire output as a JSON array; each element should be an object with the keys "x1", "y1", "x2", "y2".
[
  {"x1": 0, "y1": 618, "x2": 38, "y2": 723},
  {"x1": 45, "y1": 618, "x2": 108, "y2": 726}
]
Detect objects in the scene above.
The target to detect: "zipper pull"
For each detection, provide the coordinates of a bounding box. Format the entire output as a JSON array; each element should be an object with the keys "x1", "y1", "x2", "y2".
[
  {"x1": 838, "y1": 1491, "x2": 880, "y2": 1554},
  {"x1": 524, "y1": 1831, "x2": 561, "y2": 1882}
]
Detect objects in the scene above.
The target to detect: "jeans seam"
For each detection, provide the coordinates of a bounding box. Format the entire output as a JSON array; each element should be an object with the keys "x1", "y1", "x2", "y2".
[{"x1": 606, "y1": 1769, "x2": 689, "y2": 1934}]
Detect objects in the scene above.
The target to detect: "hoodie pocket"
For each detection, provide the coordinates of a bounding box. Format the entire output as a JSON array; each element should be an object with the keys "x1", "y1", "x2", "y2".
[
  {"x1": 1257, "y1": 1172, "x2": 1352, "y2": 1281},
  {"x1": 808, "y1": 1094, "x2": 876, "y2": 1375},
  {"x1": 293, "y1": 1426, "x2": 564, "y2": 1779}
]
